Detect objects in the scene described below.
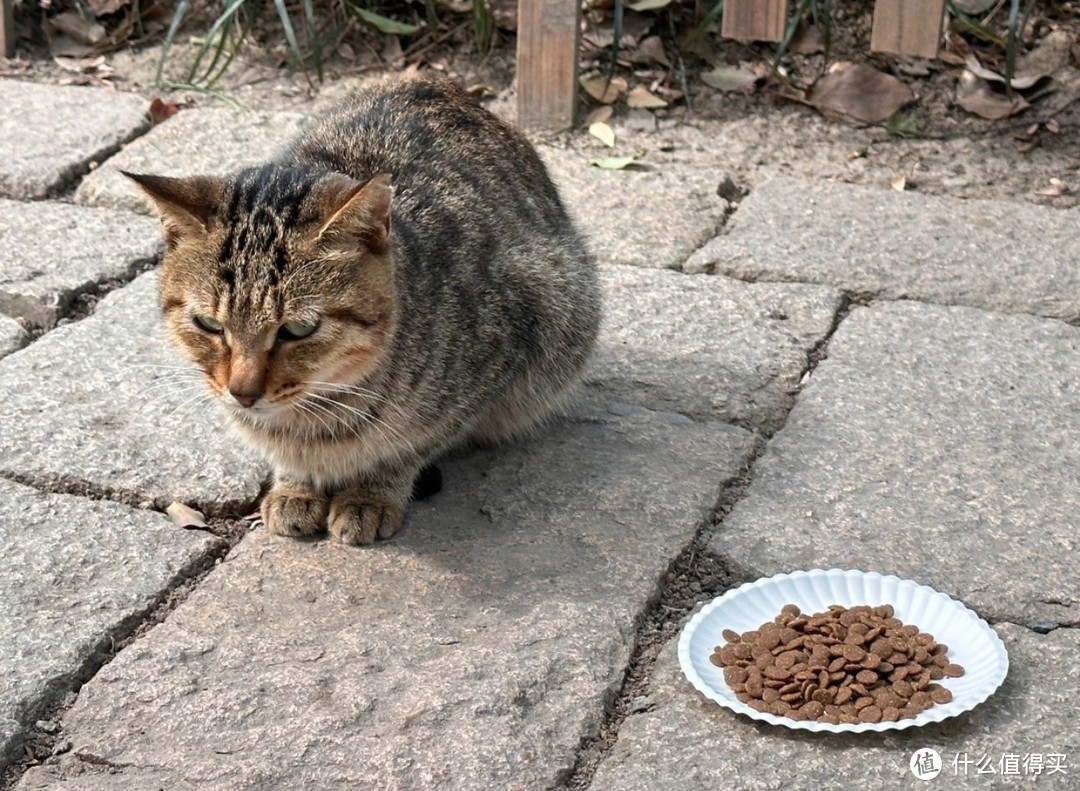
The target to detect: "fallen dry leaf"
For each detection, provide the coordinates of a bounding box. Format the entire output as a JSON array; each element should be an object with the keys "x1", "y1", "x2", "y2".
[
  {"x1": 890, "y1": 175, "x2": 907, "y2": 192},
  {"x1": 584, "y1": 105, "x2": 614, "y2": 126},
  {"x1": 807, "y1": 63, "x2": 915, "y2": 126},
  {"x1": 963, "y1": 53, "x2": 1048, "y2": 91},
  {"x1": 149, "y1": 97, "x2": 180, "y2": 125},
  {"x1": 48, "y1": 11, "x2": 107, "y2": 46},
  {"x1": 52, "y1": 55, "x2": 106, "y2": 73},
  {"x1": 701, "y1": 63, "x2": 764, "y2": 92},
  {"x1": 85, "y1": 0, "x2": 131, "y2": 15},
  {"x1": 956, "y1": 70, "x2": 1030, "y2": 120},
  {"x1": 628, "y1": 0, "x2": 671, "y2": 9},
  {"x1": 588, "y1": 121, "x2": 616, "y2": 147},
  {"x1": 1034, "y1": 178, "x2": 1069, "y2": 197},
  {"x1": 626, "y1": 85, "x2": 667, "y2": 109},
  {"x1": 633, "y1": 35, "x2": 670, "y2": 67},
  {"x1": 581, "y1": 76, "x2": 627, "y2": 104},
  {"x1": 166, "y1": 501, "x2": 208, "y2": 529},
  {"x1": 790, "y1": 24, "x2": 823, "y2": 55}
]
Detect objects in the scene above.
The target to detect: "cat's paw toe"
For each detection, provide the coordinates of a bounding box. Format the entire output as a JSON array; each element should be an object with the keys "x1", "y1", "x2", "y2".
[
  {"x1": 328, "y1": 499, "x2": 404, "y2": 545},
  {"x1": 262, "y1": 491, "x2": 329, "y2": 537}
]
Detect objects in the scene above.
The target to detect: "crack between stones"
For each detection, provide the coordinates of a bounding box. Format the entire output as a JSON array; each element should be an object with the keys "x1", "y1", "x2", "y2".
[
  {"x1": 0, "y1": 469, "x2": 259, "y2": 521},
  {"x1": 23, "y1": 256, "x2": 160, "y2": 344},
  {"x1": 0, "y1": 535, "x2": 236, "y2": 790},
  {"x1": 558, "y1": 293, "x2": 858, "y2": 790}
]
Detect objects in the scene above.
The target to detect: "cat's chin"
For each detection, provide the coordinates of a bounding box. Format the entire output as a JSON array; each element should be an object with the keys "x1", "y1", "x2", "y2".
[{"x1": 222, "y1": 401, "x2": 292, "y2": 426}]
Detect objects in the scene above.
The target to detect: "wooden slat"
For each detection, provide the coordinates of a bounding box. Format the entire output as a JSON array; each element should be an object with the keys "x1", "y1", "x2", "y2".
[
  {"x1": 2, "y1": 0, "x2": 15, "y2": 59},
  {"x1": 870, "y1": 0, "x2": 946, "y2": 59},
  {"x1": 516, "y1": 0, "x2": 581, "y2": 131},
  {"x1": 721, "y1": 0, "x2": 789, "y2": 43}
]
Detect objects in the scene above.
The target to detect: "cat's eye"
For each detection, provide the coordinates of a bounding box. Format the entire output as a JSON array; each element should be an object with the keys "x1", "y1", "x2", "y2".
[
  {"x1": 277, "y1": 319, "x2": 320, "y2": 342},
  {"x1": 193, "y1": 315, "x2": 223, "y2": 334}
]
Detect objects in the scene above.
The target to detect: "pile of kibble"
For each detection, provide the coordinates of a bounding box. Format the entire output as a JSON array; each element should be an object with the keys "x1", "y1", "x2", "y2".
[{"x1": 711, "y1": 603, "x2": 965, "y2": 724}]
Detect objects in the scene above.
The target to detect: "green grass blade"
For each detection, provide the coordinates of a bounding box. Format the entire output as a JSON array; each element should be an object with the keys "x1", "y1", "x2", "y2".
[
  {"x1": 188, "y1": 0, "x2": 248, "y2": 83},
  {"x1": 161, "y1": 81, "x2": 245, "y2": 109},
  {"x1": 773, "y1": 0, "x2": 813, "y2": 67},
  {"x1": 351, "y1": 6, "x2": 421, "y2": 35},
  {"x1": 205, "y1": 11, "x2": 256, "y2": 88},
  {"x1": 946, "y1": 2, "x2": 1007, "y2": 47},
  {"x1": 1004, "y1": 0, "x2": 1020, "y2": 94},
  {"x1": 424, "y1": 0, "x2": 438, "y2": 34},
  {"x1": 472, "y1": 0, "x2": 493, "y2": 52},
  {"x1": 680, "y1": 0, "x2": 723, "y2": 52},
  {"x1": 156, "y1": 0, "x2": 192, "y2": 87},
  {"x1": 302, "y1": 0, "x2": 323, "y2": 81},
  {"x1": 272, "y1": 0, "x2": 306, "y2": 71}
]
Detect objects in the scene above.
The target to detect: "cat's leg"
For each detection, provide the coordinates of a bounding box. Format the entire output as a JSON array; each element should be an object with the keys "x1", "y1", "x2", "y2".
[
  {"x1": 261, "y1": 474, "x2": 330, "y2": 537},
  {"x1": 328, "y1": 459, "x2": 421, "y2": 545}
]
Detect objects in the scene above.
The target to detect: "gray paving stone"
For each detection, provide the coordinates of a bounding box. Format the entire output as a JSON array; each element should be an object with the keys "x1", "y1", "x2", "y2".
[
  {"x1": 589, "y1": 623, "x2": 1077, "y2": 790},
  {"x1": 0, "y1": 271, "x2": 264, "y2": 515},
  {"x1": 685, "y1": 177, "x2": 1080, "y2": 322},
  {"x1": 0, "y1": 477, "x2": 221, "y2": 770},
  {"x1": 541, "y1": 143, "x2": 725, "y2": 270},
  {"x1": 75, "y1": 108, "x2": 311, "y2": 214},
  {"x1": 0, "y1": 81, "x2": 150, "y2": 200},
  {"x1": 0, "y1": 199, "x2": 161, "y2": 329},
  {"x1": 709, "y1": 300, "x2": 1080, "y2": 627},
  {"x1": 0, "y1": 315, "x2": 28, "y2": 359},
  {"x1": 592, "y1": 266, "x2": 842, "y2": 433},
  {"x1": 16, "y1": 400, "x2": 756, "y2": 790}
]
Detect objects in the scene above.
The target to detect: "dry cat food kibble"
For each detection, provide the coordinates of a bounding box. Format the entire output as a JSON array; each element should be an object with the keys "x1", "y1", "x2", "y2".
[{"x1": 710, "y1": 604, "x2": 966, "y2": 725}]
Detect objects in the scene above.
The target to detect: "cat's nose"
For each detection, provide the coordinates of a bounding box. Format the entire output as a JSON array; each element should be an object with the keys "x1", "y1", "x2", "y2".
[{"x1": 230, "y1": 388, "x2": 262, "y2": 408}]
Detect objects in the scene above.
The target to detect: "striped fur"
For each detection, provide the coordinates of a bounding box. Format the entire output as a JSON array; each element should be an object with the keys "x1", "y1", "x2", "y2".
[{"x1": 129, "y1": 73, "x2": 600, "y2": 545}]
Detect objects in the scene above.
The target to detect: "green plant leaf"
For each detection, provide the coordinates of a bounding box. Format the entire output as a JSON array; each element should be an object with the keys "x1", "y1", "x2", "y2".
[
  {"x1": 353, "y1": 7, "x2": 421, "y2": 35},
  {"x1": 591, "y1": 155, "x2": 639, "y2": 169},
  {"x1": 885, "y1": 110, "x2": 918, "y2": 138}
]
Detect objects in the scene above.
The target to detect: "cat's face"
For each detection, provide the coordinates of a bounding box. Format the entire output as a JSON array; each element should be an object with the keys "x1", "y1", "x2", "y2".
[{"x1": 128, "y1": 166, "x2": 397, "y2": 425}]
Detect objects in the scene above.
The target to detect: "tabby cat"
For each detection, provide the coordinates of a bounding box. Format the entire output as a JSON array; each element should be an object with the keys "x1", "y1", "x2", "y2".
[{"x1": 128, "y1": 73, "x2": 600, "y2": 545}]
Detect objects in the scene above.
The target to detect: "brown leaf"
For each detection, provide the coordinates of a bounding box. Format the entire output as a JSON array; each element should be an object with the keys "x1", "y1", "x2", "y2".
[
  {"x1": 701, "y1": 64, "x2": 764, "y2": 92},
  {"x1": 85, "y1": 0, "x2": 131, "y2": 15},
  {"x1": 1034, "y1": 178, "x2": 1069, "y2": 197},
  {"x1": 588, "y1": 121, "x2": 616, "y2": 147},
  {"x1": 955, "y1": 70, "x2": 1030, "y2": 120},
  {"x1": 581, "y1": 76, "x2": 628, "y2": 104},
  {"x1": 166, "y1": 501, "x2": 208, "y2": 529},
  {"x1": 48, "y1": 11, "x2": 107, "y2": 46},
  {"x1": 626, "y1": 85, "x2": 667, "y2": 109},
  {"x1": 789, "y1": 24, "x2": 823, "y2": 55},
  {"x1": 149, "y1": 97, "x2": 180, "y2": 125},
  {"x1": 584, "y1": 105, "x2": 614, "y2": 125},
  {"x1": 633, "y1": 35, "x2": 670, "y2": 67},
  {"x1": 807, "y1": 63, "x2": 916, "y2": 126}
]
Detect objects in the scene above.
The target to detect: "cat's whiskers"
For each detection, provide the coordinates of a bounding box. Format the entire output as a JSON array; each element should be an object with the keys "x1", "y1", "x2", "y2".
[
  {"x1": 306, "y1": 392, "x2": 416, "y2": 457},
  {"x1": 301, "y1": 380, "x2": 392, "y2": 405},
  {"x1": 292, "y1": 398, "x2": 344, "y2": 440},
  {"x1": 166, "y1": 389, "x2": 218, "y2": 425},
  {"x1": 136, "y1": 378, "x2": 209, "y2": 415}
]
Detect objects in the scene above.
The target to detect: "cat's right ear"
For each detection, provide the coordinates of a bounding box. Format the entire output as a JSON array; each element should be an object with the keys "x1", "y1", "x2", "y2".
[{"x1": 123, "y1": 172, "x2": 226, "y2": 248}]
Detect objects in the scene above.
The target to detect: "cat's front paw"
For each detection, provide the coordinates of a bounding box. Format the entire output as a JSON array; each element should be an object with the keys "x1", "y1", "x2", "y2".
[
  {"x1": 261, "y1": 488, "x2": 329, "y2": 537},
  {"x1": 328, "y1": 495, "x2": 405, "y2": 545}
]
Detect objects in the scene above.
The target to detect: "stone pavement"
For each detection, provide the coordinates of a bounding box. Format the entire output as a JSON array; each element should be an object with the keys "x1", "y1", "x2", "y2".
[{"x1": 0, "y1": 78, "x2": 1076, "y2": 790}]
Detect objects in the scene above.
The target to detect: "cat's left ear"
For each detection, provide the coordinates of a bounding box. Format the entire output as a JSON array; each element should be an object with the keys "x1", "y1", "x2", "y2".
[
  {"x1": 315, "y1": 173, "x2": 393, "y2": 253},
  {"x1": 123, "y1": 172, "x2": 226, "y2": 248}
]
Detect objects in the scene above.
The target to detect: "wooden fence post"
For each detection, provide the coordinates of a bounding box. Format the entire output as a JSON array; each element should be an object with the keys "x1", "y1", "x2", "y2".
[
  {"x1": 516, "y1": 0, "x2": 582, "y2": 131},
  {"x1": 721, "y1": 0, "x2": 789, "y2": 42},
  {"x1": 2, "y1": 0, "x2": 15, "y2": 59},
  {"x1": 870, "y1": 0, "x2": 947, "y2": 59}
]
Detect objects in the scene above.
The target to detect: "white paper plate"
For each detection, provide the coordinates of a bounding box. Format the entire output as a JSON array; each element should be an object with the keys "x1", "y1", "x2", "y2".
[{"x1": 678, "y1": 569, "x2": 1009, "y2": 733}]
